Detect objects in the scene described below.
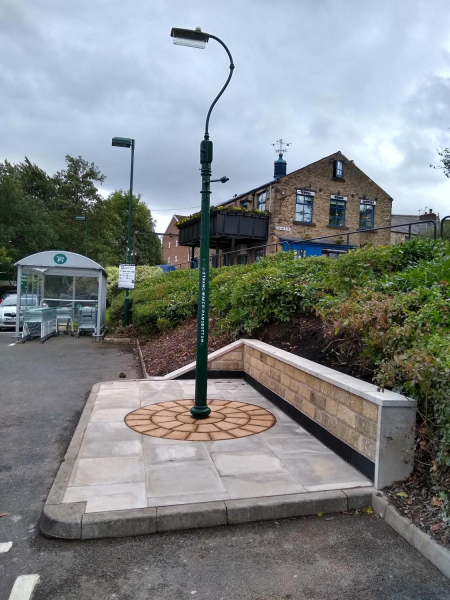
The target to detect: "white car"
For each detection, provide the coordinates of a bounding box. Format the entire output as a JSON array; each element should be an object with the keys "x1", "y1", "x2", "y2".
[{"x1": 0, "y1": 294, "x2": 39, "y2": 329}]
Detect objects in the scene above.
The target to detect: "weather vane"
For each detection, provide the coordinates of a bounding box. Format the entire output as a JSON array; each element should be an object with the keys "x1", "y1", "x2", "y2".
[{"x1": 272, "y1": 139, "x2": 291, "y2": 154}]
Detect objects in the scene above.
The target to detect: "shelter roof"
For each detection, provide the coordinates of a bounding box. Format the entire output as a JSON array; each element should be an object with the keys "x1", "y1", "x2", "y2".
[{"x1": 15, "y1": 251, "x2": 106, "y2": 275}]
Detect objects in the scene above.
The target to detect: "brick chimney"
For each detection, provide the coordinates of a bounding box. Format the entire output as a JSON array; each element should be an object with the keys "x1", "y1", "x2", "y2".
[{"x1": 420, "y1": 208, "x2": 437, "y2": 222}]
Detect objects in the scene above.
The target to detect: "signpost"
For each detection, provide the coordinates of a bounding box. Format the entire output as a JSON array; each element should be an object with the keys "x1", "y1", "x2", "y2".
[{"x1": 118, "y1": 264, "x2": 136, "y2": 290}]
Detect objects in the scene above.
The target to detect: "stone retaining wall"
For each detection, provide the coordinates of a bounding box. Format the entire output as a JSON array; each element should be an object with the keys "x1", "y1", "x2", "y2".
[
  {"x1": 243, "y1": 345, "x2": 378, "y2": 462},
  {"x1": 158, "y1": 339, "x2": 416, "y2": 489},
  {"x1": 208, "y1": 346, "x2": 244, "y2": 372}
]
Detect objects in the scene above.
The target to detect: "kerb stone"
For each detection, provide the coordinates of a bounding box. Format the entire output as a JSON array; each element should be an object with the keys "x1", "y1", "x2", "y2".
[
  {"x1": 226, "y1": 490, "x2": 347, "y2": 525},
  {"x1": 157, "y1": 502, "x2": 227, "y2": 532},
  {"x1": 82, "y1": 507, "x2": 157, "y2": 539},
  {"x1": 39, "y1": 502, "x2": 85, "y2": 539},
  {"x1": 371, "y1": 491, "x2": 389, "y2": 518},
  {"x1": 344, "y1": 487, "x2": 375, "y2": 510}
]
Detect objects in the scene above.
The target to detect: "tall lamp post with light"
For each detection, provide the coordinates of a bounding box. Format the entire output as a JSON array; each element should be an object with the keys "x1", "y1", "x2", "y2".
[
  {"x1": 112, "y1": 136, "x2": 135, "y2": 327},
  {"x1": 75, "y1": 216, "x2": 88, "y2": 257},
  {"x1": 171, "y1": 27, "x2": 234, "y2": 418}
]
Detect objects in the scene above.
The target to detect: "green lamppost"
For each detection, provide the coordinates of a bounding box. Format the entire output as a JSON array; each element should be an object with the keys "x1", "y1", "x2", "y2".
[
  {"x1": 112, "y1": 136, "x2": 135, "y2": 327},
  {"x1": 75, "y1": 216, "x2": 88, "y2": 257},
  {"x1": 171, "y1": 27, "x2": 235, "y2": 418}
]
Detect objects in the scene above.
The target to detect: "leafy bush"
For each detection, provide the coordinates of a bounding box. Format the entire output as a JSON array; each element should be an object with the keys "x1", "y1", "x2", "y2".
[
  {"x1": 319, "y1": 246, "x2": 450, "y2": 490},
  {"x1": 106, "y1": 265, "x2": 162, "y2": 304},
  {"x1": 210, "y1": 252, "x2": 331, "y2": 335},
  {"x1": 115, "y1": 239, "x2": 450, "y2": 490}
]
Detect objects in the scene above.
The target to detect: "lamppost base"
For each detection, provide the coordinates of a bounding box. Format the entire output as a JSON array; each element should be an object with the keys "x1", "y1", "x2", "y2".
[{"x1": 190, "y1": 404, "x2": 211, "y2": 419}]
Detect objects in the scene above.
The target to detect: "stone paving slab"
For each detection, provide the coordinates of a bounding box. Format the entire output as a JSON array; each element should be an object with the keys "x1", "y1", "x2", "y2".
[{"x1": 41, "y1": 378, "x2": 373, "y2": 539}]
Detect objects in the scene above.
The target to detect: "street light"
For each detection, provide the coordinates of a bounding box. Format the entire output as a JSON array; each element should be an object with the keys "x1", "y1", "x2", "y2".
[
  {"x1": 75, "y1": 216, "x2": 88, "y2": 257},
  {"x1": 171, "y1": 27, "x2": 235, "y2": 418},
  {"x1": 112, "y1": 136, "x2": 135, "y2": 327}
]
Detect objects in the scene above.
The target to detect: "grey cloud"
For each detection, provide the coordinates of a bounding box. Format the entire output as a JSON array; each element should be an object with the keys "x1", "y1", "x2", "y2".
[{"x1": 1, "y1": 0, "x2": 450, "y2": 230}]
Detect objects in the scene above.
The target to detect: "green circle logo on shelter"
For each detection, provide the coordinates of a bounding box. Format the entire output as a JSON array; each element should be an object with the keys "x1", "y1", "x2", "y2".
[{"x1": 54, "y1": 253, "x2": 67, "y2": 264}]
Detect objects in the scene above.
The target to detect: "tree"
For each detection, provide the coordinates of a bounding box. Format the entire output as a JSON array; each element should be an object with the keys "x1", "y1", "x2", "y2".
[
  {"x1": 101, "y1": 190, "x2": 162, "y2": 265},
  {"x1": 431, "y1": 148, "x2": 450, "y2": 179},
  {"x1": 53, "y1": 155, "x2": 105, "y2": 209},
  {"x1": 50, "y1": 156, "x2": 107, "y2": 257},
  {"x1": 0, "y1": 155, "x2": 162, "y2": 269},
  {"x1": 0, "y1": 159, "x2": 59, "y2": 264},
  {"x1": 0, "y1": 246, "x2": 13, "y2": 282}
]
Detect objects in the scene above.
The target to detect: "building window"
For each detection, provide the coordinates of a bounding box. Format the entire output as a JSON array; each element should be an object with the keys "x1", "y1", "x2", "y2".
[
  {"x1": 238, "y1": 254, "x2": 247, "y2": 265},
  {"x1": 175, "y1": 240, "x2": 178, "y2": 247},
  {"x1": 168, "y1": 241, "x2": 171, "y2": 249},
  {"x1": 240, "y1": 200, "x2": 248, "y2": 208},
  {"x1": 255, "y1": 248, "x2": 264, "y2": 261},
  {"x1": 295, "y1": 193, "x2": 314, "y2": 223},
  {"x1": 168, "y1": 256, "x2": 170, "y2": 263},
  {"x1": 329, "y1": 198, "x2": 346, "y2": 227},
  {"x1": 257, "y1": 191, "x2": 266, "y2": 211},
  {"x1": 333, "y1": 160, "x2": 344, "y2": 179},
  {"x1": 175, "y1": 256, "x2": 177, "y2": 263},
  {"x1": 224, "y1": 253, "x2": 234, "y2": 266},
  {"x1": 359, "y1": 201, "x2": 375, "y2": 230}
]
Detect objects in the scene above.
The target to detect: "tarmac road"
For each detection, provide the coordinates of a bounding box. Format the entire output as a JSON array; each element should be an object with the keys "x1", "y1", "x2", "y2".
[{"x1": 1, "y1": 330, "x2": 450, "y2": 600}]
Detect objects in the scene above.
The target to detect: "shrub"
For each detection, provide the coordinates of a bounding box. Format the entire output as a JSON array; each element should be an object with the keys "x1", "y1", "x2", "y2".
[
  {"x1": 105, "y1": 265, "x2": 162, "y2": 304},
  {"x1": 117, "y1": 239, "x2": 450, "y2": 489}
]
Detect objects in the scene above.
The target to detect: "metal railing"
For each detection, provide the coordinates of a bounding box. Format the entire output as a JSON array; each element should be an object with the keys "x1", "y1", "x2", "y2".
[
  {"x1": 441, "y1": 215, "x2": 450, "y2": 239},
  {"x1": 288, "y1": 219, "x2": 437, "y2": 258},
  {"x1": 130, "y1": 219, "x2": 441, "y2": 272},
  {"x1": 171, "y1": 242, "x2": 284, "y2": 270},
  {"x1": 167, "y1": 220, "x2": 439, "y2": 270}
]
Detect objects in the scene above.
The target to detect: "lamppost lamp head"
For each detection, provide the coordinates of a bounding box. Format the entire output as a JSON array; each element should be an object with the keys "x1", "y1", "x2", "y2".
[
  {"x1": 171, "y1": 27, "x2": 209, "y2": 49},
  {"x1": 75, "y1": 216, "x2": 86, "y2": 222},
  {"x1": 112, "y1": 137, "x2": 133, "y2": 148}
]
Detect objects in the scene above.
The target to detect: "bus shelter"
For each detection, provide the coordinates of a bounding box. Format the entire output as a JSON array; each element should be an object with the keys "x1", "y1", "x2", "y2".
[{"x1": 14, "y1": 251, "x2": 107, "y2": 340}]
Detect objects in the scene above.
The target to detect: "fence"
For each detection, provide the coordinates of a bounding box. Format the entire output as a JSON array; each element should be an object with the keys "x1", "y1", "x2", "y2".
[
  {"x1": 441, "y1": 215, "x2": 450, "y2": 239},
  {"x1": 169, "y1": 219, "x2": 438, "y2": 270}
]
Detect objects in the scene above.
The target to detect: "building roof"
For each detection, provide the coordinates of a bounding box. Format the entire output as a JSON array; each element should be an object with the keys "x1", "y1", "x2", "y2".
[
  {"x1": 15, "y1": 251, "x2": 105, "y2": 273},
  {"x1": 391, "y1": 215, "x2": 437, "y2": 235},
  {"x1": 220, "y1": 151, "x2": 392, "y2": 207},
  {"x1": 163, "y1": 214, "x2": 188, "y2": 235}
]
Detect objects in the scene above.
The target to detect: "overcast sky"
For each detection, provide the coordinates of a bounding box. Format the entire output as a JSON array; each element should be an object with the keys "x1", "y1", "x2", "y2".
[{"x1": 2, "y1": 0, "x2": 450, "y2": 231}]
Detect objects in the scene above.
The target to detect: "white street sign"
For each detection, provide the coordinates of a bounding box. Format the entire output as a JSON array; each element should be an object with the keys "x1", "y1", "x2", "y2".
[{"x1": 118, "y1": 264, "x2": 136, "y2": 289}]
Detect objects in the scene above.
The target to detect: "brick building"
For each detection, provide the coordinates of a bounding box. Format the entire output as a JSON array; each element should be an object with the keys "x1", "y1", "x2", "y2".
[
  {"x1": 162, "y1": 215, "x2": 190, "y2": 267},
  {"x1": 390, "y1": 209, "x2": 439, "y2": 245},
  {"x1": 218, "y1": 150, "x2": 393, "y2": 259}
]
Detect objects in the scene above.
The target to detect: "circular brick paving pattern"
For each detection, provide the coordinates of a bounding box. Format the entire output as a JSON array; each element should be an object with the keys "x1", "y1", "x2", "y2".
[{"x1": 124, "y1": 399, "x2": 276, "y2": 441}]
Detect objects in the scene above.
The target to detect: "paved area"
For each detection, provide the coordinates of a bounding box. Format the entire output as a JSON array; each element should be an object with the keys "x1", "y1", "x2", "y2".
[
  {"x1": 124, "y1": 398, "x2": 276, "y2": 440},
  {"x1": 0, "y1": 332, "x2": 139, "y2": 600},
  {"x1": 2, "y1": 331, "x2": 450, "y2": 599},
  {"x1": 61, "y1": 379, "x2": 371, "y2": 513}
]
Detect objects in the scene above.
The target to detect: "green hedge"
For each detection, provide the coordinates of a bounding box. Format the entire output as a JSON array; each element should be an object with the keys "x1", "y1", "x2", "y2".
[{"x1": 105, "y1": 265, "x2": 162, "y2": 304}]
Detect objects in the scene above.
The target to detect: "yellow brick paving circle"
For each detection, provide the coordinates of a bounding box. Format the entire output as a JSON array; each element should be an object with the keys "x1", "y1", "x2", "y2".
[{"x1": 124, "y1": 399, "x2": 276, "y2": 441}]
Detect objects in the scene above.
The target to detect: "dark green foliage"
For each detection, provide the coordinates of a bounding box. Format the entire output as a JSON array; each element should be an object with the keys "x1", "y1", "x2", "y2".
[
  {"x1": 0, "y1": 156, "x2": 162, "y2": 269},
  {"x1": 120, "y1": 239, "x2": 450, "y2": 497}
]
